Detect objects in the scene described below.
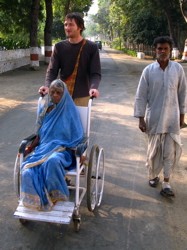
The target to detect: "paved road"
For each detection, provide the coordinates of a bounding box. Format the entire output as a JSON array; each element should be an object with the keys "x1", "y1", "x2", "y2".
[{"x1": 0, "y1": 46, "x2": 187, "y2": 250}]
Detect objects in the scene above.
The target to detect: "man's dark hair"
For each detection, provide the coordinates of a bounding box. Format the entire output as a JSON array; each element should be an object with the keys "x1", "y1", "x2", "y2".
[
  {"x1": 65, "y1": 12, "x2": 86, "y2": 34},
  {"x1": 152, "y1": 36, "x2": 173, "y2": 49}
]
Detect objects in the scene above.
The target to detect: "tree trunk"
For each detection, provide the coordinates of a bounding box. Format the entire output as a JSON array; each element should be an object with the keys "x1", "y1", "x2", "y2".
[
  {"x1": 64, "y1": 0, "x2": 71, "y2": 16},
  {"x1": 180, "y1": 0, "x2": 187, "y2": 22},
  {"x1": 44, "y1": 0, "x2": 53, "y2": 64},
  {"x1": 163, "y1": 7, "x2": 178, "y2": 48},
  {"x1": 156, "y1": 0, "x2": 177, "y2": 47},
  {"x1": 30, "y1": 0, "x2": 41, "y2": 70},
  {"x1": 180, "y1": 1, "x2": 187, "y2": 60}
]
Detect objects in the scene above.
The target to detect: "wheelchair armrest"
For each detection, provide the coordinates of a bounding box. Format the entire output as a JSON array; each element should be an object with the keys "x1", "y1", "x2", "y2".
[
  {"x1": 19, "y1": 134, "x2": 37, "y2": 154},
  {"x1": 74, "y1": 137, "x2": 88, "y2": 157}
]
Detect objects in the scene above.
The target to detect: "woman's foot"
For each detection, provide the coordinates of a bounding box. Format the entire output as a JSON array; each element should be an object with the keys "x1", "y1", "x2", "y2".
[{"x1": 149, "y1": 176, "x2": 160, "y2": 187}]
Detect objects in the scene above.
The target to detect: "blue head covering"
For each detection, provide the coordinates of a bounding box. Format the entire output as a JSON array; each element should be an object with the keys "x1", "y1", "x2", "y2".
[
  {"x1": 24, "y1": 80, "x2": 84, "y2": 166},
  {"x1": 37, "y1": 80, "x2": 83, "y2": 147}
]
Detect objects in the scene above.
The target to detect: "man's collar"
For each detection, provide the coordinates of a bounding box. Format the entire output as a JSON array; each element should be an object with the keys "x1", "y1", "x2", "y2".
[{"x1": 155, "y1": 59, "x2": 171, "y2": 68}]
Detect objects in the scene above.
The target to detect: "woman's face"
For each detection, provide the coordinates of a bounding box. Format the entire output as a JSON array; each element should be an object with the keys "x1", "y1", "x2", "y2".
[{"x1": 49, "y1": 87, "x2": 64, "y2": 104}]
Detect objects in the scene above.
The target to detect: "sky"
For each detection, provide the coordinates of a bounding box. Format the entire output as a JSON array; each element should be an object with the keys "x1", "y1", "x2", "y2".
[{"x1": 88, "y1": 0, "x2": 99, "y2": 14}]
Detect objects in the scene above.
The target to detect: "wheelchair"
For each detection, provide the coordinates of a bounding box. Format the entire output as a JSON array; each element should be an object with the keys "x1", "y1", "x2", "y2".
[{"x1": 13, "y1": 97, "x2": 105, "y2": 232}]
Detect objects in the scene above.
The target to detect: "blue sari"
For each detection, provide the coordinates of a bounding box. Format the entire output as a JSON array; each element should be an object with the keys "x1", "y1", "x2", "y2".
[{"x1": 21, "y1": 83, "x2": 84, "y2": 211}]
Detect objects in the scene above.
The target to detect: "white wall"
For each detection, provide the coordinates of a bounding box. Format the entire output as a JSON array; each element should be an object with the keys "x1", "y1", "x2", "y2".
[{"x1": 0, "y1": 48, "x2": 44, "y2": 73}]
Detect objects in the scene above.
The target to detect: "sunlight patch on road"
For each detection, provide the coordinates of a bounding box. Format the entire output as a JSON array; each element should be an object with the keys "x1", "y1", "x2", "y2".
[
  {"x1": 0, "y1": 98, "x2": 23, "y2": 114},
  {"x1": 0, "y1": 98, "x2": 38, "y2": 116},
  {"x1": 100, "y1": 52, "x2": 111, "y2": 59}
]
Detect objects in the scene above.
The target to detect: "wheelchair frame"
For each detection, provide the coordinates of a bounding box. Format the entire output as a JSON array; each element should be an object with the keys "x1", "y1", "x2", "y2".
[{"x1": 13, "y1": 98, "x2": 105, "y2": 232}]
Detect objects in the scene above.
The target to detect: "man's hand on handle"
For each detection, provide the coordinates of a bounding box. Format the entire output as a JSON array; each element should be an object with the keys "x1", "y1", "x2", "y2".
[
  {"x1": 89, "y1": 89, "x2": 100, "y2": 98},
  {"x1": 39, "y1": 86, "x2": 49, "y2": 95}
]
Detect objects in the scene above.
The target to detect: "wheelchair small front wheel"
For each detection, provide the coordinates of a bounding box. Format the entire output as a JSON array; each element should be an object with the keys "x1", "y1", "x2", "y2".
[
  {"x1": 73, "y1": 214, "x2": 81, "y2": 232},
  {"x1": 19, "y1": 218, "x2": 27, "y2": 225},
  {"x1": 73, "y1": 219, "x2": 80, "y2": 232}
]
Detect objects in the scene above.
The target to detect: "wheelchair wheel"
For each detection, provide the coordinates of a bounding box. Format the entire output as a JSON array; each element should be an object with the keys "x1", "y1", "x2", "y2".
[
  {"x1": 87, "y1": 145, "x2": 99, "y2": 212},
  {"x1": 96, "y1": 148, "x2": 105, "y2": 207},
  {"x1": 14, "y1": 154, "x2": 23, "y2": 198}
]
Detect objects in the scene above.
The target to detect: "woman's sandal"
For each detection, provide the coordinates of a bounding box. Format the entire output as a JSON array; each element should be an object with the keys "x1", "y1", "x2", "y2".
[
  {"x1": 160, "y1": 182, "x2": 174, "y2": 197},
  {"x1": 149, "y1": 177, "x2": 160, "y2": 187}
]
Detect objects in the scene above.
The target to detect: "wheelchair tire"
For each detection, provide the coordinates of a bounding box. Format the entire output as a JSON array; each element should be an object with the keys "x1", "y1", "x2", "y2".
[
  {"x1": 14, "y1": 154, "x2": 22, "y2": 198},
  {"x1": 87, "y1": 144, "x2": 99, "y2": 212},
  {"x1": 96, "y1": 148, "x2": 105, "y2": 207}
]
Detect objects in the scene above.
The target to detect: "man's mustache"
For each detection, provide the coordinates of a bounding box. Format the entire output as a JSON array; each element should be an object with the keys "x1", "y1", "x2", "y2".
[{"x1": 160, "y1": 53, "x2": 166, "y2": 56}]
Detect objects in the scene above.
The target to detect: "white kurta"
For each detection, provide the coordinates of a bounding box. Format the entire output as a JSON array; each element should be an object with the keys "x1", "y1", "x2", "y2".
[
  {"x1": 134, "y1": 60, "x2": 187, "y2": 179},
  {"x1": 134, "y1": 60, "x2": 187, "y2": 134}
]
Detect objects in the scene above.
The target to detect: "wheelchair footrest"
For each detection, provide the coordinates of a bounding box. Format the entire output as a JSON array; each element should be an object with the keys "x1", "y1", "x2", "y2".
[{"x1": 14, "y1": 201, "x2": 75, "y2": 224}]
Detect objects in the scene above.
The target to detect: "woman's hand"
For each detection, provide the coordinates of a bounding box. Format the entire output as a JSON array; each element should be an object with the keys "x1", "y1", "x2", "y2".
[
  {"x1": 24, "y1": 135, "x2": 40, "y2": 157},
  {"x1": 24, "y1": 146, "x2": 32, "y2": 157}
]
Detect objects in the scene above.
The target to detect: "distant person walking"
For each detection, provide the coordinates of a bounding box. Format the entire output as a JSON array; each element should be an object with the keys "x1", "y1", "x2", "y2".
[
  {"x1": 134, "y1": 36, "x2": 187, "y2": 197},
  {"x1": 39, "y1": 12, "x2": 101, "y2": 106}
]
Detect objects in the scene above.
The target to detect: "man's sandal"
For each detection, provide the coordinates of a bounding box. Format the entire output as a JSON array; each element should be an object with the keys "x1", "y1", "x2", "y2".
[
  {"x1": 149, "y1": 177, "x2": 160, "y2": 187},
  {"x1": 160, "y1": 182, "x2": 175, "y2": 197}
]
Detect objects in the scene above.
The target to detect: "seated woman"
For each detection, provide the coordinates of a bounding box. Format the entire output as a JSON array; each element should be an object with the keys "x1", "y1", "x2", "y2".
[{"x1": 21, "y1": 79, "x2": 84, "y2": 211}]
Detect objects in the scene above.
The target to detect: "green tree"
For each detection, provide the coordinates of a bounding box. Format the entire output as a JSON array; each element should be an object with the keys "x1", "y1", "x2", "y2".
[
  {"x1": 120, "y1": 0, "x2": 187, "y2": 49},
  {"x1": 84, "y1": 15, "x2": 100, "y2": 38},
  {"x1": 124, "y1": 8, "x2": 169, "y2": 46},
  {"x1": 0, "y1": 0, "x2": 44, "y2": 49},
  {"x1": 52, "y1": 19, "x2": 66, "y2": 39},
  {"x1": 109, "y1": 2, "x2": 127, "y2": 49},
  {"x1": 0, "y1": 0, "x2": 32, "y2": 37},
  {"x1": 94, "y1": 0, "x2": 112, "y2": 40}
]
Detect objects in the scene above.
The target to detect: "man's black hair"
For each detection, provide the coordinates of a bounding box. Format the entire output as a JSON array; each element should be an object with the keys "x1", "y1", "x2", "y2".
[
  {"x1": 152, "y1": 36, "x2": 173, "y2": 48},
  {"x1": 65, "y1": 12, "x2": 86, "y2": 35}
]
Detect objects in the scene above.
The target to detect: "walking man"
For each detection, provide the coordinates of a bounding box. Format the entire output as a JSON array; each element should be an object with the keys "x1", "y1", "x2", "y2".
[{"x1": 134, "y1": 36, "x2": 187, "y2": 197}]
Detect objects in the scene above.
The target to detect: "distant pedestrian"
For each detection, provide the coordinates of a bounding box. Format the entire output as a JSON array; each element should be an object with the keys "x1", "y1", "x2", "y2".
[{"x1": 134, "y1": 36, "x2": 187, "y2": 197}]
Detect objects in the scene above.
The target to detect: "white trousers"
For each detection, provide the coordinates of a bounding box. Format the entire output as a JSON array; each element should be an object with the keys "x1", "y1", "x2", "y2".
[{"x1": 146, "y1": 133, "x2": 182, "y2": 179}]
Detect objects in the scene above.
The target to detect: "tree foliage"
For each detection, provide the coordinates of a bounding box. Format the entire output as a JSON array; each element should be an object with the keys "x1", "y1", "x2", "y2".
[
  {"x1": 84, "y1": 15, "x2": 100, "y2": 38},
  {"x1": 0, "y1": 0, "x2": 44, "y2": 36},
  {"x1": 91, "y1": 0, "x2": 187, "y2": 52},
  {"x1": 1, "y1": 0, "x2": 187, "y2": 53},
  {"x1": 124, "y1": 8, "x2": 169, "y2": 46},
  {"x1": 0, "y1": 0, "x2": 93, "y2": 49}
]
